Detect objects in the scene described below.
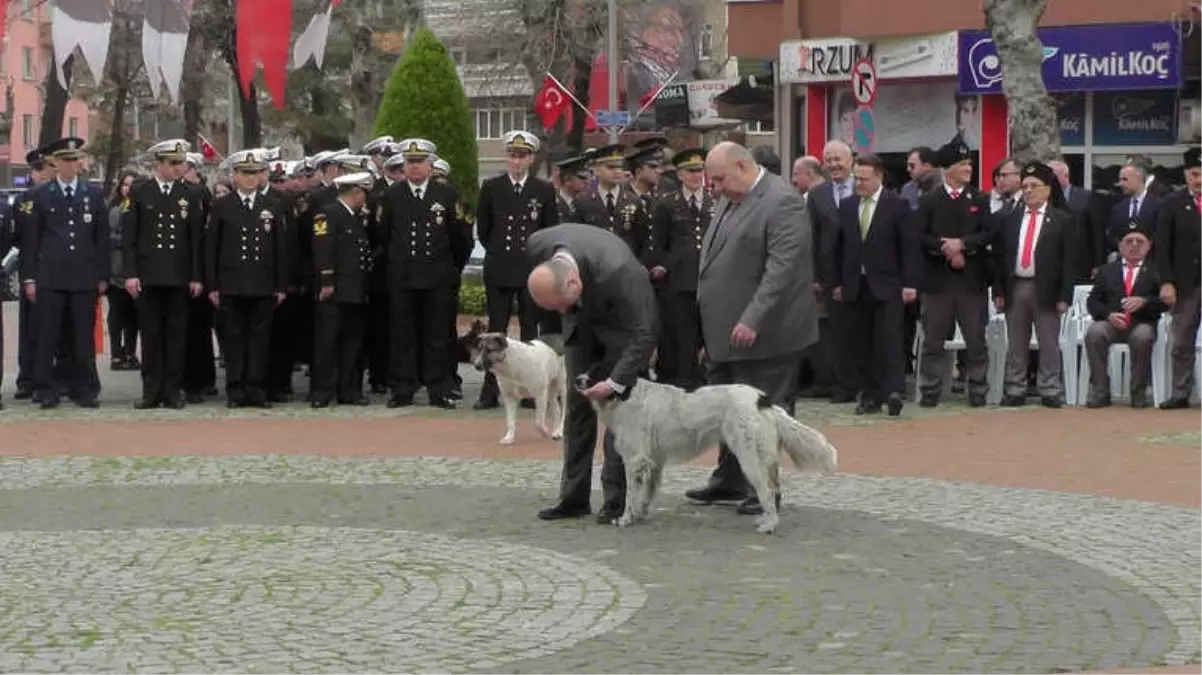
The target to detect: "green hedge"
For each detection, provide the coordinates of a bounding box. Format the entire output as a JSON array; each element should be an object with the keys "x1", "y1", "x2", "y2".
[
  {"x1": 458, "y1": 277, "x2": 486, "y2": 316},
  {"x1": 373, "y1": 28, "x2": 479, "y2": 216}
]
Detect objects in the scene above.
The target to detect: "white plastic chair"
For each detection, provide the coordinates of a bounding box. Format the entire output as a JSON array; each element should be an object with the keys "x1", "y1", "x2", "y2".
[
  {"x1": 1070, "y1": 286, "x2": 1167, "y2": 406},
  {"x1": 1061, "y1": 285, "x2": 1093, "y2": 405}
]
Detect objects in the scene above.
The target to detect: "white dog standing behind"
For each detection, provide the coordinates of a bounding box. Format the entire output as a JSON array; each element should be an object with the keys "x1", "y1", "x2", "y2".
[
  {"x1": 581, "y1": 375, "x2": 838, "y2": 534},
  {"x1": 467, "y1": 321, "x2": 567, "y2": 445}
]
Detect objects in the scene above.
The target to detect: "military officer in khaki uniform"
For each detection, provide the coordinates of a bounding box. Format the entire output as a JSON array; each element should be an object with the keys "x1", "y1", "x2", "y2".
[
  {"x1": 576, "y1": 144, "x2": 648, "y2": 256},
  {"x1": 652, "y1": 148, "x2": 713, "y2": 389}
]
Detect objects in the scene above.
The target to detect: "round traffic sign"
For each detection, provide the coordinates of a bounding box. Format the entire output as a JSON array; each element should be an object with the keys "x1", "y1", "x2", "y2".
[
  {"x1": 851, "y1": 57, "x2": 878, "y2": 107},
  {"x1": 852, "y1": 106, "x2": 876, "y2": 153}
]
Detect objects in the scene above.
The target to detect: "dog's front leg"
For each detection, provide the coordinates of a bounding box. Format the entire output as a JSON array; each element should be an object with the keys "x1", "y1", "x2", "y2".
[
  {"x1": 550, "y1": 377, "x2": 566, "y2": 440},
  {"x1": 533, "y1": 393, "x2": 551, "y2": 438},
  {"x1": 617, "y1": 458, "x2": 643, "y2": 528},
  {"x1": 499, "y1": 396, "x2": 518, "y2": 445}
]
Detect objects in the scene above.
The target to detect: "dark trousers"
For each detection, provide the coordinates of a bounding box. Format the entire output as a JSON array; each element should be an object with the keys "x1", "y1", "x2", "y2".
[
  {"x1": 221, "y1": 296, "x2": 276, "y2": 403},
  {"x1": 388, "y1": 285, "x2": 456, "y2": 398},
  {"x1": 106, "y1": 286, "x2": 139, "y2": 360},
  {"x1": 654, "y1": 285, "x2": 678, "y2": 384},
  {"x1": 667, "y1": 290, "x2": 702, "y2": 388},
  {"x1": 34, "y1": 289, "x2": 98, "y2": 401},
  {"x1": 824, "y1": 294, "x2": 859, "y2": 398},
  {"x1": 478, "y1": 284, "x2": 538, "y2": 402},
  {"x1": 917, "y1": 279, "x2": 990, "y2": 398},
  {"x1": 136, "y1": 286, "x2": 190, "y2": 403},
  {"x1": 846, "y1": 280, "x2": 905, "y2": 402},
  {"x1": 706, "y1": 351, "x2": 801, "y2": 492},
  {"x1": 559, "y1": 339, "x2": 625, "y2": 510},
  {"x1": 16, "y1": 292, "x2": 34, "y2": 391},
  {"x1": 268, "y1": 293, "x2": 306, "y2": 395},
  {"x1": 366, "y1": 291, "x2": 390, "y2": 389},
  {"x1": 312, "y1": 301, "x2": 367, "y2": 403},
  {"x1": 182, "y1": 295, "x2": 216, "y2": 394},
  {"x1": 798, "y1": 316, "x2": 836, "y2": 394}
]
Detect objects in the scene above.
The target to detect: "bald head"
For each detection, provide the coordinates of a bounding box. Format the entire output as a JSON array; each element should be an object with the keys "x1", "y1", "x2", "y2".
[
  {"x1": 527, "y1": 254, "x2": 582, "y2": 312},
  {"x1": 792, "y1": 155, "x2": 824, "y2": 191},
  {"x1": 706, "y1": 141, "x2": 760, "y2": 201}
]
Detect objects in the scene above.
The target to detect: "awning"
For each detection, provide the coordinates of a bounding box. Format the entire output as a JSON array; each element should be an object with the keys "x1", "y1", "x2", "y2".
[{"x1": 714, "y1": 75, "x2": 773, "y2": 123}]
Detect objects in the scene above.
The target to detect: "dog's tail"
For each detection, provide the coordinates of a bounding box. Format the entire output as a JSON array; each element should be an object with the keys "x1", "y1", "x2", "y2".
[{"x1": 757, "y1": 397, "x2": 838, "y2": 473}]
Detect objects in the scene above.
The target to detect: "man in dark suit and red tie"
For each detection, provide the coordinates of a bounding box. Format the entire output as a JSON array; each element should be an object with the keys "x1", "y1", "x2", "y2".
[
  {"x1": 993, "y1": 162, "x2": 1076, "y2": 408},
  {"x1": 826, "y1": 153, "x2": 921, "y2": 416},
  {"x1": 1083, "y1": 221, "x2": 1165, "y2": 408}
]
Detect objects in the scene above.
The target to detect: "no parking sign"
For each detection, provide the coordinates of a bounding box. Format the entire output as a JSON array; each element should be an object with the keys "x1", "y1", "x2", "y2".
[{"x1": 852, "y1": 106, "x2": 876, "y2": 153}]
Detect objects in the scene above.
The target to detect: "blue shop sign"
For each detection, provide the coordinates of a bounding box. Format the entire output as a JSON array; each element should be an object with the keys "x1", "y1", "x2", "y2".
[
  {"x1": 1092, "y1": 90, "x2": 1178, "y2": 146},
  {"x1": 958, "y1": 22, "x2": 1182, "y2": 95}
]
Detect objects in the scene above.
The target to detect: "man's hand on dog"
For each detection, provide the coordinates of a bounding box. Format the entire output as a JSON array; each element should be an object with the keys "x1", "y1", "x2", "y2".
[{"x1": 581, "y1": 380, "x2": 615, "y2": 401}]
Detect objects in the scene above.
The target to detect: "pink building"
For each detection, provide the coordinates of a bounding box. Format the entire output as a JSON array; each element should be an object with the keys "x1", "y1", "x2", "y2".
[{"x1": 0, "y1": 0, "x2": 91, "y2": 185}]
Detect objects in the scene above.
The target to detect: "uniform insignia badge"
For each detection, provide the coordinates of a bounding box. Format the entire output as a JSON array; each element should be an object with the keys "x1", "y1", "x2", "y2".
[
  {"x1": 528, "y1": 197, "x2": 540, "y2": 221},
  {"x1": 376, "y1": 204, "x2": 384, "y2": 223},
  {"x1": 120, "y1": 197, "x2": 131, "y2": 213},
  {"x1": 431, "y1": 202, "x2": 446, "y2": 226},
  {"x1": 260, "y1": 209, "x2": 273, "y2": 232},
  {"x1": 19, "y1": 201, "x2": 32, "y2": 214},
  {"x1": 83, "y1": 212, "x2": 93, "y2": 224},
  {"x1": 621, "y1": 202, "x2": 636, "y2": 231},
  {"x1": 313, "y1": 213, "x2": 328, "y2": 236}
]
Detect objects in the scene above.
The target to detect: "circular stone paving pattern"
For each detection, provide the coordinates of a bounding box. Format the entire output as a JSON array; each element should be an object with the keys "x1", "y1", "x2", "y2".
[{"x1": 0, "y1": 527, "x2": 645, "y2": 673}]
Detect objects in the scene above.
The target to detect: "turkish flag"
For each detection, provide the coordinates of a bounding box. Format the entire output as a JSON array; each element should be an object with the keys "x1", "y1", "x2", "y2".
[
  {"x1": 197, "y1": 134, "x2": 219, "y2": 161},
  {"x1": 533, "y1": 76, "x2": 570, "y2": 131}
]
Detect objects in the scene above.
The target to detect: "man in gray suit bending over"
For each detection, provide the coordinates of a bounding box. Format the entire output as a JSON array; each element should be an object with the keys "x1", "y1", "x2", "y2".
[
  {"x1": 526, "y1": 223, "x2": 659, "y2": 524},
  {"x1": 685, "y1": 142, "x2": 818, "y2": 515}
]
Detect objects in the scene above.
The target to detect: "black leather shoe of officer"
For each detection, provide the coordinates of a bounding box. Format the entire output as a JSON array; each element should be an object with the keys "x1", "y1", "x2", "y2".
[
  {"x1": 387, "y1": 394, "x2": 414, "y2": 408},
  {"x1": 684, "y1": 483, "x2": 747, "y2": 503},
  {"x1": 736, "y1": 493, "x2": 782, "y2": 516},
  {"x1": 919, "y1": 393, "x2": 939, "y2": 408},
  {"x1": 1040, "y1": 396, "x2": 1063, "y2": 409},
  {"x1": 887, "y1": 393, "x2": 904, "y2": 417},
  {"x1": 854, "y1": 399, "x2": 881, "y2": 415},
  {"x1": 40, "y1": 397, "x2": 60, "y2": 410},
  {"x1": 337, "y1": 397, "x2": 370, "y2": 406},
  {"x1": 134, "y1": 399, "x2": 161, "y2": 410},
  {"x1": 1159, "y1": 397, "x2": 1190, "y2": 410},
  {"x1": 162, "y1": 397, "x2": 186, "y2": 410},
  {"x1": 74, "y1": 395, "x2": 100, "y2": 409},
  {"x1": 537, "y1": 502, "x2": 591, "y2": 520},
  {"x1": 595, "y1": 502, "x2": 625, "y2": 524},
  {"x1": 429, "y1": 395, "x2": 458, "y2": 410},
  {"x1": 311, "y1": 399, "x2": 331, "y2": 409},
  {"x1": 473, "y1": 397, "x2": 499, "y2": 410},
  {"x1": 1001, "y1": 395, "x2": 1026, "y2": 407}
]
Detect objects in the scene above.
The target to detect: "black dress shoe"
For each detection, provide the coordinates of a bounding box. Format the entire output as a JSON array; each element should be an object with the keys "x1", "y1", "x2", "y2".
[
  {"x1": 185, "y1": 392, "x2": 205, "y2": 404},
  {"x1": 429, "y1": 396, "x2": 458, "y2": 410},
  {"x1": 311, "y1": 400, "x2": 330, "y2": 409},
  {"x1": 473, "y1": 398, "x2": 499, "y2": 410},
  {"x1": 1001, "y1": 395, "x2": 1026, "y2": 407},
  {"x1": 537, "y1": 502, "x2": 590, "y2": 521},
  {"x1": 886, "y1": 393, "x2": 904, "y2": 417},
  {"x1": 595, "y1": 503, "x2": 625, "y2": 524},
  {"x1": 854, "y1": 400, "x2": 881, "y2": 415},
  {"x1": 918, "y1": 394, "x2": 939, "y2": 408},
  {"x1": 40, "y1": 398, "x2": 60, "y2": 410},
  {"x1": 268, "y1": 392, "x2": 290, "y2": 404},
  {"x1": 203, "y1": 386, "x2": 219, "y2": 396},
  {"x1": 967, "y1": 393, "x2": 987, "y2": 407},
  {"x1": 1159, "y1": 397, "x2": 1190, "y2": 410},
  {"x1": 134, "y1": 399, "x2": 160, "y2": 410},
  {"x1": 74, "y1": 396, "x2": 100, "y2": 409},
  {"x1": 337, "y1": 397, "x2": 370, "y2": 406},
  {"x1": 684, "y1": 484, "x2": 747, "y2": 503},
  {"x1": 1040, "y1": 396, "x2": 1063, "y2": 409},
  {"x1": 13, "y1": 389, "x2": 32, "y2": 401},
  {"x1": 163, "y1": 398, "x2": 186, "y2": 410},
  {"x1": 736, "y1": 493, "x2": 783, "y2": 515},
  {"x1": 520, "y1": 398, "x2": 537, "y2": 410},
  {"x1": 1130, "y1": 392, "x2": 1150, "y2": 409},
  {"x1": 387, "y1": 395, "x2": 414, "y2": 408},
  {"x1": 226, "y1": 399, "x2": 242, "y2": 409},
  {"x1": 829, "y1": 392, "x2": 857, "y2": 404},
  {"x1": 1086, "y1": 397, "x2": 1111, "y2": 409}
]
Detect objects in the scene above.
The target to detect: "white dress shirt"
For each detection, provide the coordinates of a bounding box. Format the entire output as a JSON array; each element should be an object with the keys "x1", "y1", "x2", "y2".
[
  {"x1": 1014, "y1": 202, "x2": 1047, "y2": 278},
  {"x1": 408, "y1": 180, "x2": 429, "y2": 198}
]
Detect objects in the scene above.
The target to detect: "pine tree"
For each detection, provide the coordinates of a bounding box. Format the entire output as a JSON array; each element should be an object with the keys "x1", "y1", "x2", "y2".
[{"x1": 374, "y1": 28, "x2": 479, "y2": 214}]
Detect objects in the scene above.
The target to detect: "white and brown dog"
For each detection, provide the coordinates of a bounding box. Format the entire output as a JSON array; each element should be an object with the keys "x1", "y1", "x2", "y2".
[{"x1": 465, "y1": 320, "x2": 566, "y2": 445}]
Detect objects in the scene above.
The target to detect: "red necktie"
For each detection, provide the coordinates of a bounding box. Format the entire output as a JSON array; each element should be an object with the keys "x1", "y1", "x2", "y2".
[
  {"x1": 950, "y1": 189, "x2": 961, "y2": 200},
  {"x1": 1020, "y1": 209, "x2": 1039, "y2": 269},
  {"x1": 1123, "y1": 263, "x2": 1137, "y2": 322},
  {"x1": 1194, "y1": 193, "x2": 1201, "y2": 213}
]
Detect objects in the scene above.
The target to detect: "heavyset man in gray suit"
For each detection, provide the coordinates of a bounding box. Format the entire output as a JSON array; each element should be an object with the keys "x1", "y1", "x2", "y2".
[
  {"x1": 684, "y1": 142, "x2": 818, "y2": 516},
  {"x1": 526, "y1": 224, "x2": 659, "y2": 524}
]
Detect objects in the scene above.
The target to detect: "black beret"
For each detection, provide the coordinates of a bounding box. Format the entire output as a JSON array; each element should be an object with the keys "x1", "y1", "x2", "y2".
[
  {"x1": 935, "y1": 139, "x2": 972, "y2": 169},
  {"x1": 1121, "y1": 218, "x2": 1153, "y2": 240},
  {"x1": 1021, "y1": 162, "x2": 1057, "y2": 187},
  {"x1": 25, "y1": 149, "x2": 44, "y2": 166},
  {"x1": 1184, "y1": 146, "x2": 1201, "y2": 170}
]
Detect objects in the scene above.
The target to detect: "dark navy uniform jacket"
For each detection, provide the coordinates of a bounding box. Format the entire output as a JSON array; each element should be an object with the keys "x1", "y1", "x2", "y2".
[
  {"x1": 20, "y1": 178, "x2": 110, "y2": 291},
  {"x1": 312, "y1": 200, "x2": 371, "y2": 305}
]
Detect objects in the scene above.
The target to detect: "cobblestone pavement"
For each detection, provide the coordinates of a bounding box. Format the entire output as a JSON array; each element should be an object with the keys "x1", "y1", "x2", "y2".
[
  {"x1": 1, "y1": 304, "x2": 1200, "y2": 673},
  {"x1": 0, "y1": 455, "x2": 1197, "y2": 673}
]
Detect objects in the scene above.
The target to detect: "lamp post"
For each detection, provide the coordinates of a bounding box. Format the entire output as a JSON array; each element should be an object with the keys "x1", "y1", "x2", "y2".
[
  {"x1": 0, "y1": 80, "x2": 14, "y2": 188},
  {"x1": 607, "y1": 0, "x2": 618, "y2": 143}
]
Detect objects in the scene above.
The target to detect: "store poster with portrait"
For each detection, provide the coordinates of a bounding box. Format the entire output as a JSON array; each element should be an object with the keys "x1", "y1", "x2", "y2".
[
  {"x1": 826, "y1": 81, "x2": 981, "y2": 153},
  {"x1": 585, "y1": 0, "x2": 705, "y2": 128}
]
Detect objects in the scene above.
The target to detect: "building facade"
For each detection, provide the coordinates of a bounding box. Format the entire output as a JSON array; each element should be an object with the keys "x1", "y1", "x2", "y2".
[
  {"x1": 0, "y1": 0, "x2": 91, "y2": 187},
  {"x1": 728, "y1": 0, "x2": 1200, "y2": 193}
]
